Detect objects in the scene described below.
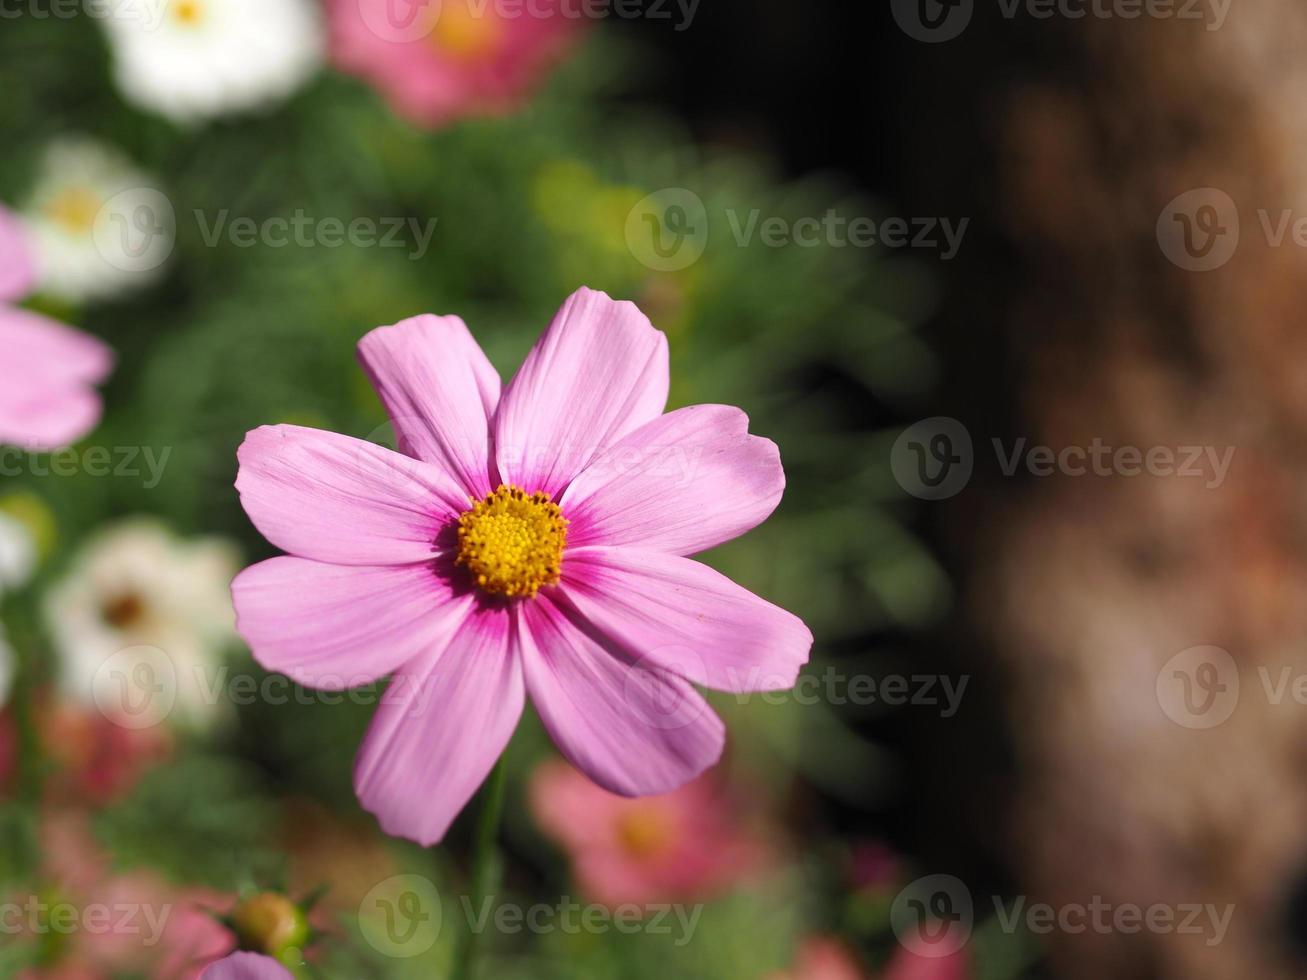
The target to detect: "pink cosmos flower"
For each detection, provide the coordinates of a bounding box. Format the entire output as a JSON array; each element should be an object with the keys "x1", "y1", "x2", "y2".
[
  {"x1": 329, "y1": 0, "x2": 580, "y2": 127},
  {"x1": 529, "y1": 757, "x2": 772, "y2": 906},
  {"x1": 0, "y1": 205, "x2": 113, "y2": 450},
  {"x1": 232, "y1": 286, "x2": 812, "y2": 845},
  {"x1": 200, "y1": 953, "x2": 293, "y2": 980}
]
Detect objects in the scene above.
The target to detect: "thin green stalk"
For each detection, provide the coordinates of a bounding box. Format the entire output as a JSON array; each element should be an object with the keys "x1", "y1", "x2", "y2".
[{"x1": 450, "y1": 759, "x2": 508, "y2": 980}]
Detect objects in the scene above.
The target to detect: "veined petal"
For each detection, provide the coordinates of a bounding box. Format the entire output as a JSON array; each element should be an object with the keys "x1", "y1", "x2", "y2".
[
  {"x1": 354, "y1": 605, "x2": 524, "y2": 845},
  {"x1": 560, "y1": 547, "x2": 812, "y2": 693},
  {"x1": 561, "y1": 404, "x2": 784, "y2": 556},
  {"x1": 357, "y1": 314, "x2": 500, "y2": 498},
  {"x1": 520, "y1": 593, "x2": 724, "y2": 797},
  {"x1": 235, "y1": 425, "x2": 464, "y2": 565},
  {"x1": 232, "y1": 557, "x2": 473, "y2": 690},
  {"x1": 495, "y1": 287, "x2": 669, "y2": 497}
]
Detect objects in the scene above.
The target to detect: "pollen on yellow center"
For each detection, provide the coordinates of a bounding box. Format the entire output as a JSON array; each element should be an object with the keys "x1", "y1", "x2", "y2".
[
  {"x1": 171, "y1": 0, "x2": 205, "y2": 26},
  {"x1": 430, "y1": 1, "x2": 503, "y2": 62},
  {"x1": 44, "y1": 186, "x2": 101, "y2": 236},
  {"x1": 456, "y1": 485, "x2": 568, "y2": 598}
]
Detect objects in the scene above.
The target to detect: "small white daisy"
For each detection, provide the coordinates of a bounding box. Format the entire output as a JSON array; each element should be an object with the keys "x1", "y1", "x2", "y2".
[
  {"x1": 21, "y1": 138, "x2": 174, "y2": 303},
  {"x1": 101, "y1": 0, "x2": 324, "y2": 123},
  {"x1": 44, "y1": 518, "x2": 240, "y2": 731}
]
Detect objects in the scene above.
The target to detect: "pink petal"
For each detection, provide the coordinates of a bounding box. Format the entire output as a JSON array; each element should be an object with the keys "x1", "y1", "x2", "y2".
[
  {"x1": 0, "y1": 206, "x2": 35, "y2": 302},
  {"x1": 236, "y1": 424, "x2": 466, "y2": 565},
  {"x1": 519, "y1": 593, "x2": 725, "y2": 797},
  {"x1": 357, "y1": 314, "x2": 500, "y2": 498},
  {"x1": 354, "y1": 605, "x2": 523, "y2": 845},
  {"x1": 495, "y1": 288, "x2": 669, "y2": 497},
  {"x1": 0, "y1": 383, "x2": 103, "y2": 452},
  {"x1": 0, "y1": 308, "x2": 113, "y2": 383},
  {"x1": 200, "y1": 953, "x2": 294, "y2": 980},
  {"x1": 0, "y1": 308, "x2": 113, "y2": 451},
  {"x1": 560, "y1": 547, "x2": 812, "y2": 693},
  {"x1": 232, "y1": 557, "x2": 473, "y2": 689},
  {"x1": 883, "y1": 946, "x2": 970, "y2": 980},
  {"x1": 561, "y1": 404, "x2": 784, "y2": 556}
]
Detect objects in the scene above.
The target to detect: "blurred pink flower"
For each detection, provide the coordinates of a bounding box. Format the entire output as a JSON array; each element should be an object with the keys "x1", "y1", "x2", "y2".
[
  {"x1": 39, "y1": 696, "x2": 174, "y2": 806},
  {"x1": 0, "y1": 708, "x2": 15, "y2": 796},
  {"x1": 0, "y1": 205, "x2": 112, "y2": 451},
  {"x1": 881, "y1": 946, "x2": 970, "y2": 980},
  {"x1": 769, "y1": 937, "x2": 866, "y2": 980},
  {"x1": 529, "y1": 758, "x2": 773, "y2": 906},
  {"x1": 328, "y1": 0, "x2": 580, "y2": 127},
  {"x1": 232, "y1": 286, "x2": 811, "y2": 845},
  {"x1": 200, "y1": 953, "x2": 293, "y2": 979},
  {"x1": 20, "y1": 811, "x2": 234, "y2": 979},
  {"x1": 849, "y1": 840, "x2": 901, "y2": 892}
]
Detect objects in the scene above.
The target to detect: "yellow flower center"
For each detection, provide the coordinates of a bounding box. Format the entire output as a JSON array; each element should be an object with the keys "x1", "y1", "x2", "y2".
[
  {"x1": 44, "y1": 186, "x2": 101, "y2": 236},
  {"x1": 456, "y1": 485, "x2": 568, "y2": 598},
  {"x1": 617, "y1": 809, "x2": 672, "y2": 859},
  {"x1": 430, "y1": 1, "x2": 503, "y2": 62},
  {"x1": 171, "y1": 0, "x2": 205, "y2": 26}
]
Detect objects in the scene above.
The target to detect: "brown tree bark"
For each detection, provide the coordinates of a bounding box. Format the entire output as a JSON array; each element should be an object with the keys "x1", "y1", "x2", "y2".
[{"x1": 968, "y1": 5, "x2": 1307, "y2": 978}]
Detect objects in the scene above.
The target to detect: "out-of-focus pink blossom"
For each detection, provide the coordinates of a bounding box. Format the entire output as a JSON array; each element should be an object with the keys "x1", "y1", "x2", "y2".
[
  {"x1": 17, "y1": 811, "x2": 233, "y2": 979},
  {"x1": 529, "y1": 758, "x2": 773, "y2": 907},
  {"x1": 768, "y1": 937, "x2": 866, "y2": 980},
  {"x1": 850, "y1": 840, "x2": 901, "y2": 892},
  {"x1": 328, "y1": 0, "x2": 581, "y2": 127},
  {"x1": 881, "y1": 946, "x2": 970, "y2": 980},
  {"x1": 0, "y1": 205, "x2": 112, "y2": 451},
  {"x1": 200, "y1": 952, "x2": 294, "y2": 979},
  {"x1": 39, "y1": 696, "x2": 174, "y2": 806}
]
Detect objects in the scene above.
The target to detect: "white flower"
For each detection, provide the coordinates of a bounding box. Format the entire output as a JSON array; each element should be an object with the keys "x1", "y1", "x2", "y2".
[
  {"x1": 21, "y1": 138, "x2": 174, "y2": 303},
  {"x1": 0, "y1": 512, "x2": 36, "y2": 592},
  {"x1": 44, "y1": 518, "x2": 240, "y2": 731},
  {"x1": 101, "y1": 0, "x2": 323, "y2": 123}
]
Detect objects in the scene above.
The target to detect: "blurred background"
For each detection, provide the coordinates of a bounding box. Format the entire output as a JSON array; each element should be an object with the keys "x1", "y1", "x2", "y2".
[{"x1": 0, "y1": 0, "x2": 1289, "y2": 977}]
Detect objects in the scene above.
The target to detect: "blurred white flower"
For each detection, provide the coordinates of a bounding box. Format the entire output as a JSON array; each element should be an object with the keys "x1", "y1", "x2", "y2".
[
  {"x1": 102, "y1": 0, "x2": 324, "y2": 123},
  {"x1": 44, "y1": 518, "x2": 240, "y2": 731},
  {"x1": 22, "y1": 138, "x2": 174, "y2": 303},
  {"x1": 0, "y1": 512, "x2": 36, "y2": 592}
]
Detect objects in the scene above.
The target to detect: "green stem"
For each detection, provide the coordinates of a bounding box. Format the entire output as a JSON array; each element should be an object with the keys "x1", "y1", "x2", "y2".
[{"x1": 450, "y1": 759, "x2": 507, "y2": 980}]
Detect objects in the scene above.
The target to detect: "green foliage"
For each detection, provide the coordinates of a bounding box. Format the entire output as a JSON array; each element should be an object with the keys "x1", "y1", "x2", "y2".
[{"x1": 0, "y1": 9, "x2": 970, "y2": 979}]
